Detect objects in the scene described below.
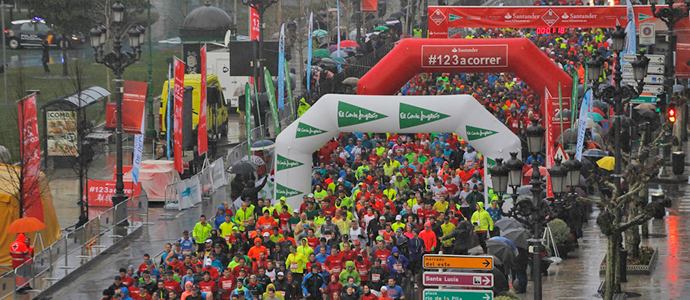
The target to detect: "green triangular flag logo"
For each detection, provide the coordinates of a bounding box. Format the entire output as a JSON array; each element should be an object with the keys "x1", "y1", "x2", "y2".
[
  {"x1": 399, "y1": 103, "x2": 451, "y2": 129},
  {"x1": 466, "y1": 125, "x2": 498, "y2": 141},
  {"x1": 295, "y1": 122, "x2": 327, "y2": 138},
  {"x1": 486, "y1": 157, "x2": 496, "y2": 175},
  {"x1": 277, "y1": 154, "x2": 304, "y2": 171},
  {"x1": 276, "y1": 183, "x2": 303, "y2": 198},
  {"x1": 337, "y1": 102, "x2": 388, "y2": 127},
  {"x1": 638, "y1": 13, "x2": 651, "y2": 21},
  {"x1": 449, "y1": 14, "x2": 462, "y2": 21}
]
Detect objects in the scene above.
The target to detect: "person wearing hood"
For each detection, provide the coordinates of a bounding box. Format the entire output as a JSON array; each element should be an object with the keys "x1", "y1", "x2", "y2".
[
  {"x1": 338, "y1": 261, "x2": 361, "y2": 286},
  {"x1": 471, "y1": 202, "x2": 493, "y2": 254},
  {"x1": 392, "y1": 228, "x2": 409, "y2": 257},
  {"x1": 118, "y1": 287, "x2": 133, "y2": 300},
  {"x1": 341, "y1": 277, "x2": 364, "y2": 298},
  {"x1": 262, "y1": 284, "x2": 284, "y2": 300},
  {"x1": 214, "y1": 205, "x2": 226, "y2": 229},
  {"x1": 301, "y1": 265, "x2": 326, "y2": 300},
  {"x1": 442, "y1": 214, "x2": 474, "y2": 255},
  {"x1": 286, "y1": 246, "x2": 308, "y2": 282},
  {"x1": 248, "y1": 237, "x2": 268, "y2": 261},
  {"x1": 320, "y1": 216, "x2": 339, "y2": 239},
  {"x1": 241, "y1": 175, "x2": 269, "y2": 206},
  {"x1": 386, "y1": 247, "x2": 409, "y2": 283},
  {"x1": 231, "y1": 278, "x2": 254, "y2": 300},
  {"x1": 284, "y1": 272, "x2": 302, "y2": 300},
  {"x1": 230, "y1": 174, "x2": 246, "y2": 201},
  {"x1": 193, "y1": 215, "x2": 213, "y2": 254},
  {"x1": 10, "y1": 233, "x2": 29, "y2": 268},
  {"x1": 368, "y1": 259, "x2": 388, "y2": 295},
  {"x1": 297, "y1": 237, "x2": 314, "y2": 257},
  {"x1": 272, "y1": 271, "x2": 289, "y2": 294}
]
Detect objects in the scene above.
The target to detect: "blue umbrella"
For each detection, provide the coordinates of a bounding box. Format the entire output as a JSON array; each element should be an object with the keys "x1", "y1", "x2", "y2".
[
  {"x1": 250, "y1": 140, "x2": 275, "y2": 151},
  {"x1": 492, "y1": 236, "x2": 518, "y2": 252}
]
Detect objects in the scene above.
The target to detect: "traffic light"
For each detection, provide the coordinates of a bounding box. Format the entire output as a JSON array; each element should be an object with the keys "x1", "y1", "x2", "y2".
[{"x1": 668, "y1": 104, "x2": 677, "y2": 123}]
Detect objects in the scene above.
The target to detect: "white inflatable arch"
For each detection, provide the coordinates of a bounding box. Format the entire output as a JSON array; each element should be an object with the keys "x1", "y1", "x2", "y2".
[{"x1": 274, "y1": 94, "x2": 522, "y2": 208}]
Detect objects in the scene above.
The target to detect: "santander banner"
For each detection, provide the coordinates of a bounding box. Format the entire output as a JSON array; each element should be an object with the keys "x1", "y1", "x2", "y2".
[
  {"x1": 428, "y1": 5, "x2": 690, "y2": 78},
  {"x1": 422, "y1": 45, "x2": 508, "y2": 68}
]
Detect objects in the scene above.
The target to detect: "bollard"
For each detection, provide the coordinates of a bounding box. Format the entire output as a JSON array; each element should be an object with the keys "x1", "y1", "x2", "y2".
[
  {"x1": 651, "y1": 193, "x2": 666, "y2": 219},
  {"x1": 672, "y1": 152, "x2": 685, "y2": 175}
]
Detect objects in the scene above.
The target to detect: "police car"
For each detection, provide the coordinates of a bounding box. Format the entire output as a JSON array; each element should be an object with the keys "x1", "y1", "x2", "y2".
[{"x1": 3, "y1": 17, "x2": 85, "y2": 50}]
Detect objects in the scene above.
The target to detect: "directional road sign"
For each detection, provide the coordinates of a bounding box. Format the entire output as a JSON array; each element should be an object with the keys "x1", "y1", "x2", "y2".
[
  {"x1": 423, "y1": 289, "x2": 493, "y2": 300},
  {"x1": 630, "y1": 95, "x2": 658, "y2": 104},
  {"x1": 621, "y1": 54, "x2": 665, "y2": 64},
  {"x1": 623, "y1": 64, "x2": 664, "y2": 75},
  {"x1": 643, "y1": 85, "x2": 664, "y2": 94},
  {"x1": 423, "y1": 272, "x2": 494, "y2": 288},
  {"x1": 622, "y1": 74, "x2": 665, "y2": 85},
  {"x1": 423, "y1": 255, "x2": 494, "y2": 270}
]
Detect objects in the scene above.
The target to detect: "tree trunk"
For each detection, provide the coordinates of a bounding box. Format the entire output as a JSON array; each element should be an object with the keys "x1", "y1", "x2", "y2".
[
  {"x1": 604, "y1": 232, "x2": 621, "y2": 300},
  {"x1": 625, "y1": 204, "x2": 641, "y2": 260}
]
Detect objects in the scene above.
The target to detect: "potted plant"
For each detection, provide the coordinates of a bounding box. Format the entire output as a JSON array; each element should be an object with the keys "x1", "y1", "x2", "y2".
[{"x1": 547, "y1": 218, "x2": 577, "y2": 259}]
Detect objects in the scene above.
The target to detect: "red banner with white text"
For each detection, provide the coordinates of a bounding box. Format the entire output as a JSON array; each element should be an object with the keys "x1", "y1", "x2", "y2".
[
  {"x1": 362, "y1": 0, "x2": 377, "y2": 13},
  {"x1": 428, "y1": 5, "x2": 690, "y2": 78},
  {"x1": 18, "y1": 95, "x2": 44, "y2": 222},
  {"x1": 174, "y1": 57, "x2": 185, "y2": 173},
  {"x1": 86, "y1": 180, "x2": 142, "y2": 207},
  {"x1": 199, "y1": 45, "x2": 208, "y2": 154},
  {"x1": 250, "y1": 8, "x2": 260, "y2": 40},
  {"x1": 122, "y1": 81, "x2": 148, "y2": 134}
]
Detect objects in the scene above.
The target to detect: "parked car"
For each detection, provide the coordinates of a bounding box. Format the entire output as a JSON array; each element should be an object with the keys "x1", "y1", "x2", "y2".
[{"x1": 3, "y1": 17, "x2": 85, "y2": 50}]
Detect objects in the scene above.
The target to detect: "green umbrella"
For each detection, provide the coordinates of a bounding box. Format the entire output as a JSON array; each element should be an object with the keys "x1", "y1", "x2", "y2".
[
  {"x1": 374, "y1": 25, "x2": 389, "y2": 31},
  {"x1": 312, "y1": 29, "x2": 328, "y2": 38},
  {"x1": 587, "y1": 112, "x2": 604, "y2": 122},
  {"x1": 313, "y1": 49, "x2": 331, "y2": 59}
]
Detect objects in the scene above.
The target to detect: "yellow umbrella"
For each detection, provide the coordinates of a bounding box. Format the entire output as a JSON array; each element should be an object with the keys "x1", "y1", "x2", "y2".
[{"x1": 597, "y1": 156, "x2": 615, "y2": 171}]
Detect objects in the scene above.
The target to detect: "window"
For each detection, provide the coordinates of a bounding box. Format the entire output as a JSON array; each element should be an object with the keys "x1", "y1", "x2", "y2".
[
  {"x1": 36, "y1": 23, "x2": 51, "y2": 32},
  {"x1": 20, "y1": 23, "x2": 35, "y2": 31}
]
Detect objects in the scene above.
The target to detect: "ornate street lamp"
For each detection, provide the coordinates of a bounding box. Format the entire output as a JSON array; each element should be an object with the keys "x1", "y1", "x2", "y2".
[
  {"x1": 490, "y1": 158, "x2": 509, "y2": 195},
  {"x1": 548, "y1": 158, "x2": 569, "y2": 196},
  {"x1": 90, "y1": 0, "x2": 145, "y2": 207},
  {"x1": 563, "y1": 154, "x2": 582, "y2": 189}
]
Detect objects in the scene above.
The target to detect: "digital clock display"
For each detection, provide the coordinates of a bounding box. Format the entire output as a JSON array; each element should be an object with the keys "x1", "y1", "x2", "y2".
[{"x1": 536, "y1": 27, "x2": 566, "y2": 35}]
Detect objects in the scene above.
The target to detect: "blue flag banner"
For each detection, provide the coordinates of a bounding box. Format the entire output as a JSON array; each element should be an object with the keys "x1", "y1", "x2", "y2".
[
  {"x1": 306, "y1": 12, "x2": 314, "y2": 94},
  {"x1": 133, "y1": 134, "x2": 144, "y2": 185},
  {"x1": 278, "y1": 23, "x2": 285, "y2": 110},
  {"x1": 575, "y1": 90, "x2": 592, "y2": 161}
]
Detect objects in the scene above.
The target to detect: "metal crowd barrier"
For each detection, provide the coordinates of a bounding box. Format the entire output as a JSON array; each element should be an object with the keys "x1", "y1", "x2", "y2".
[{"x1": 0, "y1": 193, "x2": 149, "y2": 299}]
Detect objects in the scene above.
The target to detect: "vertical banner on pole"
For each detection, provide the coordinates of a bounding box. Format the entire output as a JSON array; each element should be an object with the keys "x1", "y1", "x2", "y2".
[
  {"x1": 278, "y1": 24, "x2": 285, "y2": 110},
  {"x1": 575, "y1": 90, "x2": 592, "y2": 161},
  {"x1": 545, "y1": 87, "x2": 554, "y2": 198},
  {"x1": 264, "y1": 69, "x2": 281, "y2": 135},
  {"x1": 250, "y1": 8, "x2": 260, "y2": 40},
  {"x1": 558, "y1": 81, "x2": 564, "y2": 149},
  {"x1": 336, "y1": 0, "x2": 342, "y2": 73},
  {"x1": 18, "y1": 95, "x2": 44, "y2": 221},
  {"x1": 246, "y1": 83, "x2": 252, "y2": 155},
  {"x1": 284, "y1": 59, "x2": 293, "y2": 120},
  {"x1": 173, "y1": 57, "x2": 185, "y2": 173},
  {"x1": 166, "y1": 64, "x2": 172, "y2": 160},
  {"x1": 199, "y1": 45, "x2": 208, "y2": 154},
  {"x1": 306, "y1": 12, "x2": 314, "y2": 94},
  {"x1": 132, "y1": 134, "x2": 144, "y2": 185},
  {"x1": 571, "y1": 70, "x2": 578, "y2": 138}
]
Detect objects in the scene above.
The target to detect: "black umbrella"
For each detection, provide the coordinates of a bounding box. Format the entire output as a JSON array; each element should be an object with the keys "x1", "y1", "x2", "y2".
[
  {"x1": 487, "y1": 238, "x2": 515, "y2": 269},
  {"x1": 495, "y1": 218, "x2": 524, "y2": 231},
  {"x1": 501, "y1": 228, "x2": 530, "y2": 249},
  {"x1": 390, "y1": 11, "x2": 405, "y2": 19},
  {"x1": 638, "y1": 109, "x2": 657, "y2": 120},
  {"x1": 583, "y1": 148, "x2": 608, "y2": 158},
  {"x1": 228, "y1": 160, "x2": 258, "y2": 174},
  {"x1": 592, "y1": 100, "x2": 609, "y2": 112},
  {"x1": 366, "y1": 18, "x2": 386, "y2": 27}
]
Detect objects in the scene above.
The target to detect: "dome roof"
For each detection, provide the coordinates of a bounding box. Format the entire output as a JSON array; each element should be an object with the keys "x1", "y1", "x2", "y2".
[{"x1": 179, "y1": 3, "x2": 234, "y2": 40}]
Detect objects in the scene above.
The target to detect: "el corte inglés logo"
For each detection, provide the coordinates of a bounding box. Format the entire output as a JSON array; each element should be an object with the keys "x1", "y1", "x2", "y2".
[
  {"x1": 399, "y1": 103, "x2": 450, "y2": 129},
  {"x1": 337, "y1": 102, "x2": 388, "y2": 127},
  {"x1": 295, "y1": 122, "x2": 327, "y2": 138},
  {"x1": 466, "y1": 125, "x2": 498, "y2": 141},
  {"x1": 277, "y1": 154, "x2": 304, "y2": 171},
  {"x1": 276, "y1": 183, "x2": 302, "y2": 198}
]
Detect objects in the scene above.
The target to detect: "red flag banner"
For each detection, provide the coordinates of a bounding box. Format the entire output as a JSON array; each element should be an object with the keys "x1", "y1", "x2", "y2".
[
  {"x1": 18, "y1": 95, "x2": 44, "y2": 222},
  {"x1": 174, "y1": 57, "x2": 185, "y2": 173},
  {"x1": 250, "y1": 8, "x2": 260, "y2": 40},
  {"x1": 86, "y1": 180, "x2": 142, "y2": 207},
  {"x1": 362, "y1": 0, "x2": 377, "y2": 13},
  {"x1": 122, "y1": 81, "x2": 148, "y2": 134},
  {"x1": 199, "y1": 45, "x2": 208, "y2": 154}
]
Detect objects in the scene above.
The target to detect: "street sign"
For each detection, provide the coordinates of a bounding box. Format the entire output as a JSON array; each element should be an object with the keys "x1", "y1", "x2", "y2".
[
  {"x1": 630, "y1": 95, "x2": 658, "y2": 104},
  {"x1": 622, "y1": 54, "x2": 665, "y2": 65},
  {"x1": 623, "y1": 64, "x2": 664, "y2": 74},
  {"x1": 423, "y1": 289, "x2": 493, "y2": 300},
  {"x1": 622, "y1": 74, "x2": 665, "y2": 85},
  {"x1": 554, "y1": 144, "x2": 568, "y2": 162},
  {"x1": 639, "y1": 23, "x2": 656, "y2": 45},
  {"x1": 643, "y1": 85, "x2": 664, "y2": 94},
  {"x1": 423, "y1": 272, "x2": 494, "y2": 288},
  {"x1": 423, "y1": 255, "x2": 494, "y2": 270}
]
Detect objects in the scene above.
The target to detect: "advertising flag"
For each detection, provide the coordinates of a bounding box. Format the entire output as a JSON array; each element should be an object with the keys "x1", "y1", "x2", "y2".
[
  {"x1": 575, "y1": 90, "x2": 592, "y2": 161},
  {"x1": 166, "y1": 64, "x2": 172, "y2": 160},
  {"x1": 173, "y1": 57, "x2": 185, "y2": 173},
  {"x1": 278, "y1": 24, "x2": 285, "y2": 110},
  {"x1": 18, "y1": 94, "x2": 44, "y2": 221},
  {"x1": 132, "y1": 134, "x2": 144, "y2": 185},
  {"x1": 199, "y1": 44, "x2": 208, "y2": 154},
  {"x1": 264, "y1": 69, "x2": 281, "y2": 135},
  {"x1": 307, "y1": 12, "x2": 314, "y2": 94},
  {"x1": 362, "y1": 0, "x2": 377, "y2": 13},
  {"x1": 284, "y1": 59, "x2": 293, "y2": 120},
  {"x1": 121, "y1": 81, "x2": 148, "y2": 134},
  {"x1": 337, "y1": 0, "x2": 342, "y2": 72},
  {"x1": 250, "y1": 8, "x2": 260, "y2": 40}
]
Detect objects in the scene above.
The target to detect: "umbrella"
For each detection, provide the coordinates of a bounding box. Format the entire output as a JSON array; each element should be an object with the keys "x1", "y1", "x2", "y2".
[
  {"x1": 365, "y1": 32, "x2": 380, "y2": 42},
  {"x1": 339, "y1": 40, "x2": 359, "y2": 48},
  {"x1": 312, "y1": 29, "x2": 328, "y2": 39},
  {"x1": 501, "y1": 228, "x2": 530, "y2": 249},
  {"x1": 250, "y1": 140, "x2": 275, "y2": 151},
  {"x1": 592, "y1": 100, "x2": 609, "y2": 112},
  {"x1": 596, "y1": 156, "x2": 615, "y2": 171},
  {"x1": 332, "y1": 57, "x2": 347, "y2": 65},
  {"x1": 229, "y1": 160, "x2": 259, "y2": 174},
  {"x1": 390, "y1": 11, "x2": 405, "y2": 19},
  {"x1": 366, "y1": 18, "x2": 386, "y2": 27},
  {"x1": 524, "y1": 166, "x2": 547, "y2": 177},
  {"x1": 638, "y1": 110, "x2": 657, "y2": 120},
  {"x1": 495, "y1": 218, "x2": 524, "y2": 231},
  {"x1": 588, "y1": 112, "x2": 605, "y2": 122},
  {"x1": 319, "y1": 58, "x2": 340, "y2": 68},
  {"x1": 556, "y1": 128, "x2": 577, "y2": 144},
  {"x1": 585, "y1": 118, "x2": 597, "y2": 129},
  {"x1": 491, "y1": 236, "x2": 518, "y2": 253},
  {"x1": 583, "y1": 148, "x2": 608, "y2": 158},
  {"x1": 330, "y1": 50, "x2": 349, "y2": 58},
  {"x1": 634, "y1": 103, "x2": 657, "y2": 110},
  {"x1": 592, "y1": 107, "x2": 607, "y2": 118},
  {"x1": 343, "y1": 77, "x2": 359, "y2": 86},
  {"x1": 374, "y1": 25, "x2": 389, "y2": 31},
  {"x1": 386, "y1": 19, "x2": 401, "y2": 26},
  {"x1": 487, "y1": 238, "x2": 515, "y2": 268},
  {"x1": 7, "y1": 217, "x2": 46, "y2": 233},
  {"x1": 313, "y1": 49, "x2": 331, "y2": 59}
]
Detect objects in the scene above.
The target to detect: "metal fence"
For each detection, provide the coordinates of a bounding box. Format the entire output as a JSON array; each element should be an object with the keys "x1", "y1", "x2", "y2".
[
  {"x1": 0, "y1": 193, "x2": 149, "y2": 299},
  {"x1": 164, "y1": 157, "x2": 229, "y2": 211}
]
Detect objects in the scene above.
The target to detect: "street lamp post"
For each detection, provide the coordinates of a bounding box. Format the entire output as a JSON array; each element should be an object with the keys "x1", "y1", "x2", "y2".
[
  {"x1": 588, "y1": 26, "x2": 649, "y2": 190},
  {"x1": 650, "y1": 0, "x2": 690, "y2": 143},
  {"x1": 90, "y1": 0, "x2": 145, "y2": 206},
  {"x1": 242, "y1": 0, "x2": 279, "y2": 93}
]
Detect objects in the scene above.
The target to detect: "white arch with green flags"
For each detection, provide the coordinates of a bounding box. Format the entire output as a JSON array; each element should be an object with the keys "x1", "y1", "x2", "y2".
[{"x1": 274, "y1": 94, "x2": 522, "y2": 208}]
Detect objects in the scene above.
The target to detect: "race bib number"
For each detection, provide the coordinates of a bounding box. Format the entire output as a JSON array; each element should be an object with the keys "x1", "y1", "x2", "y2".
[
  {"x1": 359, "y1": 270, "x2": 367, "y2": 276},
  {"x1": 372, "y1": 274, "x2": 380, "y2": 282},
  {"x1": 378, "y1": 230, "x2": 385, "y2": 236},
  {"x1": 325, "y1": 234, "x2": 332, "y2": 240},
  {"x1": 243, "y1": 221, "x2": 249, "y2": 227},
  {"x1": 394, "y1": 264, "x2": 402, "y2": 271},
  {"x1": 332, "y1": 267, "x2": 341, "y2": 273},
  {"x1": 279, "y1": 291, "x2": 286, "y2": 297},
  {"x1": 262, "y1": 224, "x2": 270, "y2": 229},
  {"x1": 290, "y1": 262, "x2": 298, "y2": 270},
  {"x1": 222, "y1": 282, "x2": 233, "y2": 289},
  {"x1": 291, "y1": 224, "x2": 297, "y2": 230},
  {"x1": 183, "y1": 250, "x2": 192, "y2": 255}
]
